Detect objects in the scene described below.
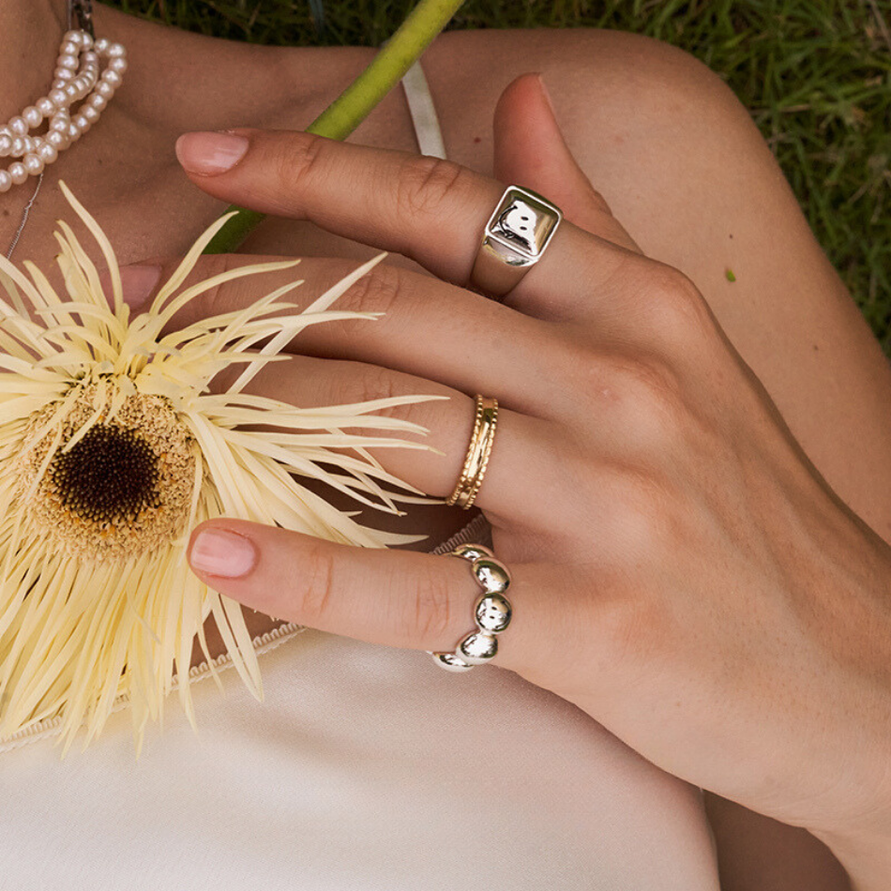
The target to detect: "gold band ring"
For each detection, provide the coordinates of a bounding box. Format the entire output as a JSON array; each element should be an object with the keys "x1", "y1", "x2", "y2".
[{"x1": 446, "y1": 395, "x2": 498, "y2": 510}]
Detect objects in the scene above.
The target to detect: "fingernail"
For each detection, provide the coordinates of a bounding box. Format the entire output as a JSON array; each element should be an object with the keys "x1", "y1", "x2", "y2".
[
  {"x1": 176, "y1": 131, "x2": 249, "y2": 175},
  {"x1": 190, "y1": 528, "x2": 257, "y2": 578},
  {"x1": 536, "y1": 74, "x2": 557, "y2": 118},
  {"x1": 119, "y1": 264, "x2": 161, "y2": 311}
]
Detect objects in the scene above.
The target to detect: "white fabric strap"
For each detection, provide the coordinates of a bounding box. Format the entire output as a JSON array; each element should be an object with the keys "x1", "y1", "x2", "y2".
[{"x1": 401, "y1": 59, "x2": 447, "y2": 160}]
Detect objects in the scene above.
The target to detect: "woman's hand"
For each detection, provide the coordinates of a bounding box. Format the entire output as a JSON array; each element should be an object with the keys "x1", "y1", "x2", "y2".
[{"x1": 168, "y1": 76, "x2": 891, "y2": 882}]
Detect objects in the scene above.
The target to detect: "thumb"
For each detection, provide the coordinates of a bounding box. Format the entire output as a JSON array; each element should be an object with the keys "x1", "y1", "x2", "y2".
[{"x1": 493, "y1": 74, "x2": 641, "y2": 253}]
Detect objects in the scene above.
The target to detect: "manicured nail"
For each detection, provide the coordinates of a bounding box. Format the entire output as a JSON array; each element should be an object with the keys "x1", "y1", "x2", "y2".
[
  {"x1": 119, "y1": 264, "x2": 161, "y2": 311},
  {"x1": 190, "y1": 528, "x2": 257, "y2": 578},
  {"x1": 176, "y1": 131, "x2": 249, "y2": 175},
  {"x1": 536, "y1": 74, "x2": 557, "y2": 118}
]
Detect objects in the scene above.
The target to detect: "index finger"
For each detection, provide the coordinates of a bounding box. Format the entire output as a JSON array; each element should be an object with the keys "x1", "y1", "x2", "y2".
[{"x1": 175, "y1": 128, "x2": 626, "y2": 305}]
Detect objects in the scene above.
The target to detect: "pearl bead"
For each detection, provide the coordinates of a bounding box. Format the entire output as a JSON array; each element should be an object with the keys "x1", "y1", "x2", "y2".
[
  {"x1": 23, "y1": 106, "x2": 42, "y2": 128},
  {"x1": 37, "y1": 142, "x2": 58, "y2": 164},
  {"x1": 9, "y1": 162, "x2": 28, "y2": 185},
  {"x1": 2, "y1": 27, "x2": 125, "y2": 198},
  {"x1": 23, "y1": 153, "x2": 44, "y2": 176}
]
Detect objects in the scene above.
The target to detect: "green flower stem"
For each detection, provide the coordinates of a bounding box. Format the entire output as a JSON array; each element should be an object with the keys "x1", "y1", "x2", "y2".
[{"x1": 203, "y1": 0, "x2": 465, "y2": 254}]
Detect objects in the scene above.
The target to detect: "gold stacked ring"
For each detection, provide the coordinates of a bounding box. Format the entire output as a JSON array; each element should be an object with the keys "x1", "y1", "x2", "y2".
[{"x1": 446, "y1": 395, "x2": 498, "y2": 510}]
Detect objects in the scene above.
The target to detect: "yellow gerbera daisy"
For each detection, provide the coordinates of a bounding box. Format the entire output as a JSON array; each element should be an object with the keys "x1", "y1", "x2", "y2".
[{"x1": 0, "y1": 185, "x2": 435, "y2": 753}]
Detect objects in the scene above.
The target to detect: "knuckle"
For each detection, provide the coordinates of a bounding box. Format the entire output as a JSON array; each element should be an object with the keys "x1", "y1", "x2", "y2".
[
  {"x1": 270, "y1": 132, "x2": 327, "y2": 197},
  {"x1": 641, "y1": 263, "x2": 713, "y2": 346},
  {"x1": 578, "y1": 349, "x2": 687, "y2": 443},
  {"x1": 341, "y1": 262, "x2": 405, "y2": 317},
  {"x1": 620, "y1": 356, "x2": 685, "y2": 431},
  {"x1": 395, "y1": 155, "x2": 469, "y2": 219},
  {"x1": 410, "y1": 567, "x2": 456, "y2": 642},
  {"x1": 356, "y1": 362, "x2": 399, "y2": 411},
  {"x1": 297, "y1": 542, "x2": 338, "y2": 623}
]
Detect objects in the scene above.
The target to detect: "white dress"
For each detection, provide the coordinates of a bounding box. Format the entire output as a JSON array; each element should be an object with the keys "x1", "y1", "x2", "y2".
[{"x1": 0, "y1": 66, "x2": 721, "y2": 891}]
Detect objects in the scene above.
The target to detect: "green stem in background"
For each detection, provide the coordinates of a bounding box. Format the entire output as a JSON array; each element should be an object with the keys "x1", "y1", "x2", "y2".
[{"x1": 203, "y1": 0, "x2": 465, "y2": 255}]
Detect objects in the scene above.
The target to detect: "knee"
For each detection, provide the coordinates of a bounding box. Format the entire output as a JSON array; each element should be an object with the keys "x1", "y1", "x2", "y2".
[{"x1": 541, "y1": 29, "x2": 762, "y2": 156}]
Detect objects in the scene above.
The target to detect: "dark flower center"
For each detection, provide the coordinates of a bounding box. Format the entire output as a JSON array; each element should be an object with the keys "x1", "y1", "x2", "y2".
[
  {"x1": 49, "y1": 425, "x2": 161, "y2": 525},
  {"x1": 21, "y1": 387, "x2": 197, "y2": 560}
]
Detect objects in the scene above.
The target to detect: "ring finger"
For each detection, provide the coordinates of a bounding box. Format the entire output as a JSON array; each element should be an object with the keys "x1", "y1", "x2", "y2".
[{"x1": 232, "y1": 353, "x2": 565, "y2": 525}]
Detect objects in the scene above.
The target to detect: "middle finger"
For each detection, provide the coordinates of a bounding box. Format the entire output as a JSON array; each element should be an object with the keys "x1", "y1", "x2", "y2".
[{"x1": 163, "y1": 254, "x2": 575, "y2": 420}]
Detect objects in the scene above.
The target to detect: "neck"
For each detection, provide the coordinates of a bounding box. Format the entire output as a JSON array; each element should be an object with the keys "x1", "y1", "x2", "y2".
[{"x1": 0, "y1": 0, "x2": 68, "y2": 122}]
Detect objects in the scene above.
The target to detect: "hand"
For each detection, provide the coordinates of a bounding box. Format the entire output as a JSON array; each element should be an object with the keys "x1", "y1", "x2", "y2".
[{"x1": 169, "y1": 75, "x2": 891, "y2": 877}]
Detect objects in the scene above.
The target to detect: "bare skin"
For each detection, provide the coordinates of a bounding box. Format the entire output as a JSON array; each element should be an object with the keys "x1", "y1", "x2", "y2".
[{"x1": 4, "y1": 2, "x2": 890, "y2": 887}]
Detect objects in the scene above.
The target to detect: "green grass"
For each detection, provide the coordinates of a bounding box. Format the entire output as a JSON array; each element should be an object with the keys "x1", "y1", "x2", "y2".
[{"x1": 106, "y1": 0, "x2": 891, "y2": 349}]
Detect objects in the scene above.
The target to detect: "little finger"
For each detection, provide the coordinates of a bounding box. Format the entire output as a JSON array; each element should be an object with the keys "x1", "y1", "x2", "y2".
[{"x1": 187, "y1": 519, "x2": 576, "y2": 681}]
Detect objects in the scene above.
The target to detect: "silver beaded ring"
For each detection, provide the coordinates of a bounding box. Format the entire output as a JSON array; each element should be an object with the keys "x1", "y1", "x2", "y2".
[{"x1": 429, "y1": 543, "x2": 513, "y2": 673}]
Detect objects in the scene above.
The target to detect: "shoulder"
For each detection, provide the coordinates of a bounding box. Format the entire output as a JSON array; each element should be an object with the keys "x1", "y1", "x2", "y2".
[{"x1": 93, "y1": 4, "x2": 375, "y2": 134}]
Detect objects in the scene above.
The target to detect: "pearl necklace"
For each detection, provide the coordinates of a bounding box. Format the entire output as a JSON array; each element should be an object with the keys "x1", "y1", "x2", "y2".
[
  {"x1": 0, "y1": 29, "x2": 127, "y2": 195},
  {"x1": 2, "y1": 1, "x2": 126, "y2": 261}
]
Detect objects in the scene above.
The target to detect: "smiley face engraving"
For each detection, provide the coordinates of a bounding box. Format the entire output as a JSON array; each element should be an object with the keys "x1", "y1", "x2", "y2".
[{"x1": 492, "y1": 198, "x2": 542, "y2": 255}]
